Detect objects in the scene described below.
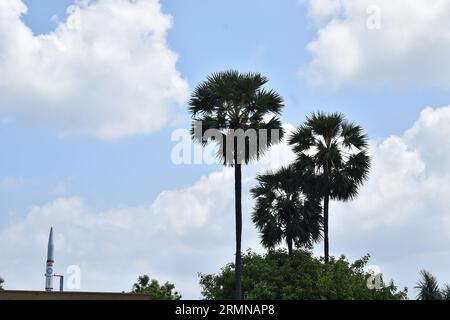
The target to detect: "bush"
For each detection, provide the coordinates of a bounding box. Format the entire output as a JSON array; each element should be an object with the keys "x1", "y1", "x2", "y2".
[
  {"x1": 131, "y1": 275, "x2": 181, "y2": 300},
  {"x1": 199, "y1": 250, "x2": 407, "y2": 300}
]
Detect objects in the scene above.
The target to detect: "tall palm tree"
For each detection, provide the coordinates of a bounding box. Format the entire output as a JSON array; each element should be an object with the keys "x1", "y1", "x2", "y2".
[
  {"x1": 251, "y1": 166, "x2": 323, "y2": 256},
  {"x1": 189, "y1": 70, "x2": 284, "y2": 299},
  {"x1": 288, "y1": 112, "x2": 370, "y2": 263},
  {"x1": 415, "y1": 270, "x2": 442, "y2": 300}
]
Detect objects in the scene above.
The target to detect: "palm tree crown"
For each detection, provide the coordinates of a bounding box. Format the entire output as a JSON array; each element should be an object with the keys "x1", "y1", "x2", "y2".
[
  {"x1": 189, "y1": 70, "x2": 285, "y2": 165},
  {"x1": 415, "y1": 270, "x2": 443, "y2": 300},
  {"x1": 251, "y1": 166, "x2": 323, "y2": 256},
  {"x1": 289, "y1": 112, "x2": 370, "y2": 199}
]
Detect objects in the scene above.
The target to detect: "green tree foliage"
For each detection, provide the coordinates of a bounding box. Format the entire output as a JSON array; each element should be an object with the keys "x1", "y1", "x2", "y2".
[
  {"x1": 289, "y1": 112, "x2": 371, "y2": 263},
  {"x1": 131, "y1": 275, "x2": 181, "y2": 300},
  {"x1": 251, "y1": 166, "x2": 322, "y2": 256},
  {"x1": 415, "y1": 270, "x2": 450, "y2": 300},
  {"x1": 199, "y1": 250, "x2": 407, "y2": 300},
  {"x1": 0, "y1": 277, "x2": 4, "y2": 291},
  {"x1": 189, "y1": 70, "x2": 285, "y2": 299}
]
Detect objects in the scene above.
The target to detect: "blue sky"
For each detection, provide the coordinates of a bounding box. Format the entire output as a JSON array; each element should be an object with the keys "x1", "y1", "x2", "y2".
[
  {"x1": 3, "y1": 0, "x2": 447, "y2": 216},
  {"x1": 1, "y1": 0, "x2": 450, "y2": 298}
]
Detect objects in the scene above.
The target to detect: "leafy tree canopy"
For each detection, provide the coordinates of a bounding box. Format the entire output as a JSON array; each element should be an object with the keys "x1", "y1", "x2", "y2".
[
  {"x1": 131, "y1": 275, "x2": 181, "y2": 300},
  {"x1": 199, "y1": 250, "x2": 407, "y2": 300},
  {"x1": 0, "y1": 277, "x2": 4, "y2": 291}
]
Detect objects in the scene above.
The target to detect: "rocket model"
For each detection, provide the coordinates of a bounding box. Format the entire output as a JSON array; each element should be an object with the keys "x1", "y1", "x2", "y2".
[{"x1": 45, "y1": 227, "x2": 54, "y2": 292}]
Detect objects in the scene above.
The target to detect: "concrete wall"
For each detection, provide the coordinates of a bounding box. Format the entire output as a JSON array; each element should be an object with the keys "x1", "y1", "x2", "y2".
[{"x1": 0, "y1": 290, "x2": 153, "y2": 300}]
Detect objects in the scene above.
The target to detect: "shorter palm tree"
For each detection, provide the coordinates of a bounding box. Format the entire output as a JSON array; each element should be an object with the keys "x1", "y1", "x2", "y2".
[
  {"x1": 251, "y1": 166, "x2": 323, "y2": 256},
  {"x1": 415, "y1": 270, "x2": 442, "y2": 300}
]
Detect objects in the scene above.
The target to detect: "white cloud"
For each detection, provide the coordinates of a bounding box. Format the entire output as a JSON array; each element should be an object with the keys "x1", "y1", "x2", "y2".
[
  {"x1": 152, "y1": 170, "x2": 235, "y2": 234},
  {"x1": 0, "y1": 162, "x2": 251, "y2": 298},
  {"x1": 328, "y1": 106, "x2": 450, "y2": 294},
  {"x1": 302, "y1": 0, "x2": 450, "y2": 88},
  {"x1": 333, "y1": 136, "x2": 427, "y2": 230},
  {"x1": 0, "y1": 178, "x2": 236, "y2": 298},
  {"x1": 304, "y1": 0, "x2": 342, "y2": 21},
  {"x1": 0, "y1": 0, "x2": 188, "y2": 140},
  {"x1": 333, "y1": 105, "x2": 450, "y2": 232}
]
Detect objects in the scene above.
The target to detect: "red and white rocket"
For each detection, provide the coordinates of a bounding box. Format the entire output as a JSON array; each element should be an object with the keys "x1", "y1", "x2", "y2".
[{"x1": 45, "y1": 227, "x2": 54, "y2": 292}]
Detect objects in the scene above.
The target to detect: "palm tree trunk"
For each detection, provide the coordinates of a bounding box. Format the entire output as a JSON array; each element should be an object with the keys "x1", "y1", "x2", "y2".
[
  {"x1": 234, "y1": 163, "x2": 243, "y2": 300},
  {"x1": 323, "y1": 193, "x2": 329, "y2": 263},
  {"x1": 287, "y1": 237, "x2": 293, "y2": 257}
]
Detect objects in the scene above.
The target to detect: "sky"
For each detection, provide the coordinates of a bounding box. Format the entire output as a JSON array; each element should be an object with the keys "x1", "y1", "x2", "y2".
[{"x1": 1, "y1": 0, "x2": 450, "y2": 299}]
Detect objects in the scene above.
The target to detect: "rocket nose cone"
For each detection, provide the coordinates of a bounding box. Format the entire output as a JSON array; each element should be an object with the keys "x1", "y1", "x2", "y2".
[
  {"x1": 47, "y1": 227, "x2": 54, "y2": 261},
  {"x1": 49, "y1": 227, "x2": 54, "y2": 244}
]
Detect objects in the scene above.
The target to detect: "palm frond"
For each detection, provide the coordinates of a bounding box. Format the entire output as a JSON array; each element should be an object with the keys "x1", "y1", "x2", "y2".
[
  {"x1": 306, "y1": 111, "x2": 344, "y2": 140},
  {"x1": 415, "y1": 270, "x2": 442, "y2": 300},
  {"x1": 340, "y1": 121, "x2": 369, "y2": 150}
]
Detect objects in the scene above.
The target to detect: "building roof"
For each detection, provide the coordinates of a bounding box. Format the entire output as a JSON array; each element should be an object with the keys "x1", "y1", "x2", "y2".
[{"x1": 0, "y1": 290, "x2": 153, "y2": 300}]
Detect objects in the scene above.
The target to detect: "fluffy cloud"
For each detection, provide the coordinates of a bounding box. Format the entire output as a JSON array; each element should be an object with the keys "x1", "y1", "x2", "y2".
[
  {"x1": 328, "y1": 106, "x2": 450, "y2": 292},
  {"x1": 333, "y1": 106, "x2": 450, "y2": 232},
  {"x1": 302, "y1": 0, "x2": 450, "y2": 88},
  {"x1": 0, "y1": 0, "x2": 188, "y2": 139},
  {"x1": 0, "y1": 174, "x2": 238, "y2": 298},
  {"x1": 151, "y1": 169, "x2": 235, "y2": 234}
]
